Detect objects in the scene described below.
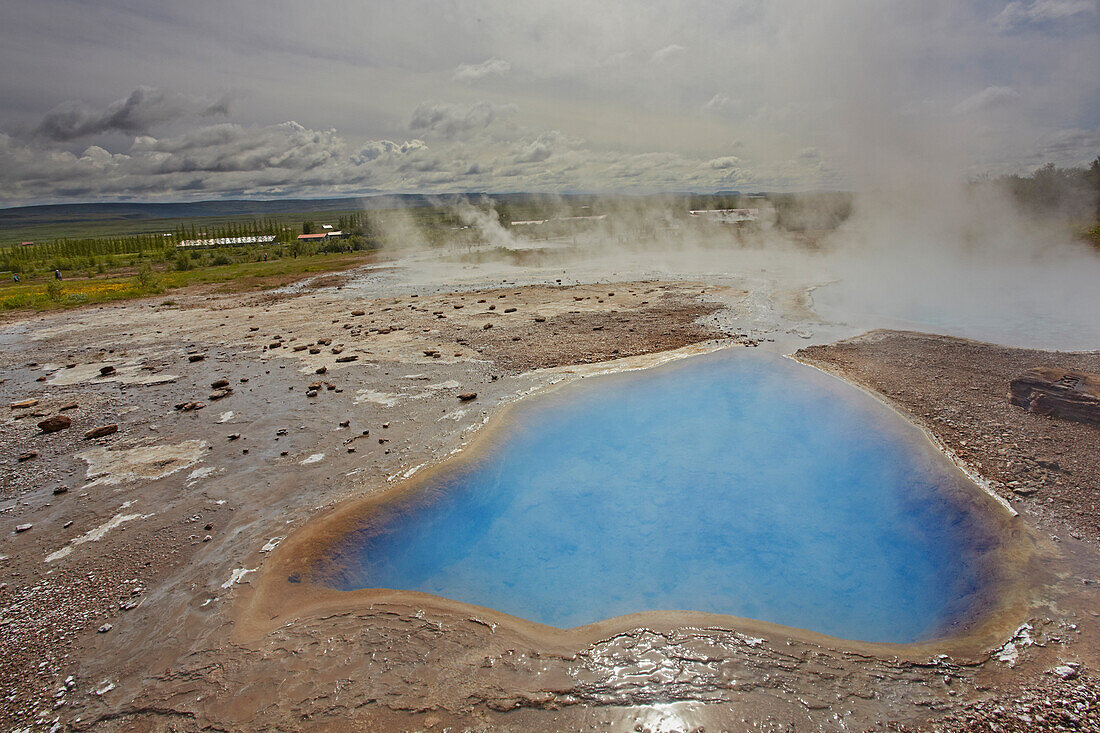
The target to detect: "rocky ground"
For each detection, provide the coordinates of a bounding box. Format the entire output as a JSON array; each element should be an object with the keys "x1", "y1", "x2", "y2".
[{"x1": 0, "y1": 262, "x2": 1097, "y2": 732}]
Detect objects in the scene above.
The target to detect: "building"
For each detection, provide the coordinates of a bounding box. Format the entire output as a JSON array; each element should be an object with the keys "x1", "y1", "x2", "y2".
[
  {"x1": 296, "y1": 231, "x2": 345, "y2": 242},
  {"x1": 688, "y1": 208, "x2": 761, "y2": 224},
  {"x1": 176, "y1": 235, "x2": 278, "y2": 248}
]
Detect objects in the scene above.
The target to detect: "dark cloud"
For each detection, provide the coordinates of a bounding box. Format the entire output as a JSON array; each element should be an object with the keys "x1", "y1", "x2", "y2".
[
  {"x1": 33, "y1": 86, "x2": 229, "y2": 142},
  {"x1": 409, "y1": 101, "x2": 516, "y2": 140}
]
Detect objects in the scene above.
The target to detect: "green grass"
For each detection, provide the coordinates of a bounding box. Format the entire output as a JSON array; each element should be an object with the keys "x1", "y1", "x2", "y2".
[{"x1": 0, "y1": 251, "x2": 376, "y2": 313}]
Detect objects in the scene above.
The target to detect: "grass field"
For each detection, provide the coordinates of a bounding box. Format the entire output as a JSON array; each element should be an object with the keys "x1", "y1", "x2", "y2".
[{"x1": 0, "y1": 251, "x2": 376, "y2": 313}]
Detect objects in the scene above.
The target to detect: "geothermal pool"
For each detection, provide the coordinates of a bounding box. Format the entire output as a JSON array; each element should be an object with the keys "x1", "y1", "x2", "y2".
[{"x1": 321, "y1": 351, "x2": 1004, "y2": 643}]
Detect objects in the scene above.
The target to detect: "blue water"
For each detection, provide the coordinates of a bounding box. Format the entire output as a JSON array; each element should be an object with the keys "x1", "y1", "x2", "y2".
[{"x1": 323, "y1": 351, "x2": 998, "y2": 642}]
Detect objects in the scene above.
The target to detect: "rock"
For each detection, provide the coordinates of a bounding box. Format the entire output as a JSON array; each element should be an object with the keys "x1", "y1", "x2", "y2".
[
  {"x1": 17, "y1": 450, "x2": 38, "y2": 461},
  {"x1": 38, "y1": 415, "x2": 72, "y2": 433},
  {"x1": 83, "y1": 424, "x2": 118, "y2": 440},
  {"x1": 339, "y1": 420, "x2": 350, "y2": 427},
  {"x1": 227, "y1": 433, "x2": 240, "y2": 441},
  {"x1": 14, "y1": 524, "x2": 32, "y2": 533},
  {"x1": 306, "y1": 389, "x2": 318, "y2": 398},
  {"x1": 504, "y1": 307, "x2": 517, "y2": 313},
  {"x1": 351, "y1": 310, "x2": 365, "y2": 316},
  {"x1": 175, "y1": 401, "x2": 205, "y2": 411},
  {"x1": 211, "y1": 379, "x2": 230, "y2": 389},
  {"x1": 483, "y1": 323, "x2": 493, "y2": 330},
  {"x1": 458, "y1": 392, "x2": 478, "y2": 402},
  {"x1": 308, "y1": 381, "x2": 323, "y2": 390},
  {"x1": 98, "y1": 365, "x2": 116, "y2": 376},
  {"x1": 188, "y1": 354, "x2": 206, "y2": 362},
  {"x1": 11, "y1": 399, "x2": 38, "y2": 409},
  {"x1": 335, "y1": 355, "x2": 358, "y2": 363},
  {"x1": 1010, "y1": 367, "x2": 1100, "y2": 425},
  {"x1": 97, "y1": 623, "x2": 112, "y2": 633},
  {"x1": 52, "y1": 486, "x2": 68, "y2": 495},
  {"x1": 58, "y1": 402, "x2": 79, "y2": 411},
  {"x1": 315, "y1": 366, "x2": 327, "y2": 374},
  {"x1": 309, "y1": 347, "x2": 321, "y2": 354},
  {"x1": 1051, "y1": 664, "x2": 1079, "y2": 680},
  {"x1": 209, "y1": 388, "x2": 232, "y2": 401}
]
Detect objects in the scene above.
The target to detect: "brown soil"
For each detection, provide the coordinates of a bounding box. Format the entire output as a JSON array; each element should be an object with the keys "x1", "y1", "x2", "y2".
[{"x1": 1, "y1": 282, "x2": 1098, "y2": 732}]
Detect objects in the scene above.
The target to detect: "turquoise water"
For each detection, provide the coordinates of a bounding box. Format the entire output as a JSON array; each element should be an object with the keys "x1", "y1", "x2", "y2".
[{"x1": 322, "y1": 351, "x2": 1000, "y2": 642}]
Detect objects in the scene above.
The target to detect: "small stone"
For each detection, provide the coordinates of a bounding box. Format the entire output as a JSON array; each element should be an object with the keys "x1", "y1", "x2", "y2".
[
  {"x1": 504, "y1": 307, "x2": 517, "y2": 313},
  {"x1": 11, "y1": 399, "x2": 38, "y2": 409},
  {"x1": 351, "y1": 310, "x2": 365, "y2": 316},
  {"x1": 339, "y1": 420, "x2": 350, "y2": 428},
  {"x1": 202, "y1": 535, "x2": 212, "y2": 542},
  {"x1": 458, "y1": 393, "x2": 478, "y2": 402},
  {"x1": 208, "y1": 389, "x2": 232, "y2": 401},
  {"x1": 315, "y1": 366, "x2": 328, "y2": 374},
  {"x1": 483, "y1": 323, "x2": 493, "y2": 330},
  {"x1": 97, "y1": 624, "x2": 112, "y2": 633},
  {"x1": 83, "y1": 424, "x2": 118, "y2": 440},
  {"x1": 58, "y1": 402, "x2": 79, "y2": 411},
  {"x1": 17, "y1": 450, "x2": 38, "y2": 462},
  {"x1": 52, "y1": 486, "x2": 68, "y2": 495},
  {"x1": 335, "y1": 355, "x2": 358, "y2": 363},
  {"x1": 188, "y1": 354, "x2": 205, "y2": 362},
  {"x1": 227, "y1": 433, "x2": 241, "y2": 441},
  {"x1": 15, "y1": 524, "x2": 32, "y2": 533},
  {"x1": 306, "y1": 389, "x2": 318, "y2": 397},
  {"x1": 99, "y1": 365, "x2": 116, "y2": 376},
  {"x1": 38, "y1": 415, "x2": 72, "y2": 433},
  {"x1": 211, "y1": 379, "x2": 230, "y2": 389}
]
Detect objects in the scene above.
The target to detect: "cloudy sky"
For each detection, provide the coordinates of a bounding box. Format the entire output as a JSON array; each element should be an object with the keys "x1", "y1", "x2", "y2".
[{"x1": 0, "y1": 0, "x2": 1097, "y2": 205}]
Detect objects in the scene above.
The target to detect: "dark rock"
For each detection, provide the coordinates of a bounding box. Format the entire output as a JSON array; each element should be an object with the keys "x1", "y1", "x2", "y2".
[
  {"x1": 58, "y1": 402, "x2": 79, "y2": 411},
  {"x1": 83, "y1": 424, "x2": 119, "y2": 440},
  {"x1": 99, "y1": 365, "x2": 116, "y2": 376},
  {"x1": 483, "y1": 323, "x2": 493, "y2": 330},
  {"x1": 175, "y1": 401, "x2": 205, "y2": 411},
  {"x1": 458, "y1": 392, "x2": 478, "y2": 402},
  {"x1": 211, "y1": 379, "x2": 230, "y2": 389},
  {"x1": 1010, "y1": 367, "x2": 1100, "y2": 425},
  {"x1": 14, "y1": 524, "x2": 32, "y2": 533},
  {"x1": 335, "y1": 355, "x2": 358, "y2": 363},
  {"x1": 52, "y1": 486, "x2": 68, "y2": 495},
  {"x1": 351, "y1": 310, "x2": 365, "y2": 316},
  {"x1": 227, "y1": 433, "x2": 240, "y2": 441},
  {"x1": 11, "y1": 398, "x2": 38, "y2": 409},
  {"x1": 38, "y1": 415, "x2": 72, "y2": 433},
  {"x1": 209, "y1": 389, "x2": 232, "y2": 401},
  {"x1": 18, "y1": 450, "x2": 38, "y2": 462},
  {"x1": 188, "y1": 354, "x2": 206, "y2": 362}
]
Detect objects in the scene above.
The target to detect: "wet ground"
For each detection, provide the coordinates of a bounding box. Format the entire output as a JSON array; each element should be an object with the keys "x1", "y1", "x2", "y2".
[{"x1": 1, "y1": 251, "x2": 1097, "y2": 731}]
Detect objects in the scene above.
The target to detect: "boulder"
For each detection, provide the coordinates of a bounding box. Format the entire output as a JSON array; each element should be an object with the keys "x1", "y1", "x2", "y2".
[
  {"x1": 83, "y1": 424, "x2": 118, "y2": 440},
  {"x1": 1010, "y1": 368, "x2": 1100, "y2": 426},
  {"x1": 38, "y1": 415, "x2": 72, "y2": 433},
  {"x1": 98, "y1": 365, "x2": 116, "y2": 376}
]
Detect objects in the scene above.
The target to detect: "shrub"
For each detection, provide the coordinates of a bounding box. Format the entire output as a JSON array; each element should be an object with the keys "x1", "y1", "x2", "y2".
[
  {"x1": 137, "y1": 264, "x2": 162, "y2": 292},
  {"x1": 46, "y1": 279, "x2": 63, "y2": 303},
  {"x1": 174, "y1": 252, "x2": 193, "y2": 271},
  {"x1": 211, "y1": 253, "x2": 232, "y2": 266}
]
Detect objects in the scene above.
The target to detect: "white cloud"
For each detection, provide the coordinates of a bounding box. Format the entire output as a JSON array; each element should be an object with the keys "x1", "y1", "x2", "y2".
[
  {"x1": 703, "y1": 93, "x2": 734, "y2": 111},
  {"x1": 452, "y1": 57, "x2": 511, "y2": 81},
  {"x1": 993, "y1": 0, "x2": 1097, "y2": 30},
  {"x1": 650, "y1": 44, "x2": 686, "y2": 64},
  {"x1": 952, "y1": 86, "x2": 1021, "y2": 114},
  {"x1": 707, "y1": 156, "x2": 742, "y2": 169}
]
